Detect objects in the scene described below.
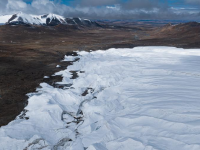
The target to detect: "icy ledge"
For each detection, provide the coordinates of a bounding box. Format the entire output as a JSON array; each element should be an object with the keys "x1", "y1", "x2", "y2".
[{"x1": 1, "y1": 46, "x2": 200, "y2": 150}]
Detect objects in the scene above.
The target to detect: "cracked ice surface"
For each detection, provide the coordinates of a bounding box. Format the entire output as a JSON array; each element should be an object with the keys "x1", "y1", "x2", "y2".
[{"x1": 1, "y1": 47, "x2": 200, "y2": 150}]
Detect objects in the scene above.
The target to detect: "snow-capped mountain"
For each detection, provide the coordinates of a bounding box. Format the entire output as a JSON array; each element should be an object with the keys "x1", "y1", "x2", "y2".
[{"x1": 0, "y1": 12, "x2": 100, "y2": 27}]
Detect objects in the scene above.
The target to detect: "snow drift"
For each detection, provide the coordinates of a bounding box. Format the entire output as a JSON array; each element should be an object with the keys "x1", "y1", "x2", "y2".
[{"x1": 1, "y1": 46, "x2": 200, "y2": 150}]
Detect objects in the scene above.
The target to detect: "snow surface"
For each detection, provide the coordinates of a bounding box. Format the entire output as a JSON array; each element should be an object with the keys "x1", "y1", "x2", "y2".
[
  {"x1": 44, "y1": 13, "x2": 66, "y2": 24},
  {"x1": 44, "y1": 76, "x2": 50, "y2": 79},
  {"x1": 1, "y1": 46, "x2": 200, "y2": 150}
]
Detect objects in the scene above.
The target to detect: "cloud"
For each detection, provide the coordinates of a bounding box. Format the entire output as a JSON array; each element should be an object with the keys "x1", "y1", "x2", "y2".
[
  {"x1": 121, "y1": 0, "x2": 166, "y2": 10},
  {"x1": 185, "y1": 0, "x2": 200, "y2": 4},
  {"x1": 31, "y1": 0, "x2": 57, "y2": 13},
  {"x1": 0, "y1": 0, "x2": 9, "y2": 14},
  {"x1": 74, "y1": 0, "x2": 119, "y2": 7},
  {"x1": 0, "y1": 0, "x2": 199, "y2": 20},
  {"x1": 7, "y1": 0, "x2": 27, "y2": 10},
  {"x1": 0, "y1": 0, "x2": 28, "y2": 14},
  {"x1": 0, "y1": 0, "x2": 70, "y2": 15}
]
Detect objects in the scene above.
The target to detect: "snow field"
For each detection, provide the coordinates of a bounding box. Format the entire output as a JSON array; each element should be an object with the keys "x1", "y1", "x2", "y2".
[{"x1": 1, "y1": 46, "x2": 200, "y2": 150}]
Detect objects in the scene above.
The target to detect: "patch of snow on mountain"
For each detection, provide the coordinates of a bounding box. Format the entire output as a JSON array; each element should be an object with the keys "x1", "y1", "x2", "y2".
[
  {"x1": 45, "y1": 13, "x2": 66, "y2": 24},
  {"x1": 1, "y1": 46, "x2": 200, "y2": 149},
  {"x1": 9, "y1": 12, "x2": 45, "y2": 25}
]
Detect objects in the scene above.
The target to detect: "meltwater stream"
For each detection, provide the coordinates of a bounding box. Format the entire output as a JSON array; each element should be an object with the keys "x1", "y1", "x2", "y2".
[{"x1": 1, "y1": 47, "x2": 200, "y2": 150}]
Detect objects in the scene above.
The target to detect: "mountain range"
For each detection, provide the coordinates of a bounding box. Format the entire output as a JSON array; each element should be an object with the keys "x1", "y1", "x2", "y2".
[{"x1": 0, "y1": 12, "x2": 100, "y2": 27}]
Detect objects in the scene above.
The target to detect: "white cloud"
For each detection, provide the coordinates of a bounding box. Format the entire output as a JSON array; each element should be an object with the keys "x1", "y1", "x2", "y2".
[
  {"x1": 7, "y1": 0, "x2": 27, "y2": 9},
  {"x1": 31, "y1": 0, "x2": 56, "y2": 14}
]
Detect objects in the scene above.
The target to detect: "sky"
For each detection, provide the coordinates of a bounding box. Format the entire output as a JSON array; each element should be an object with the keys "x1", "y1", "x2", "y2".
[{"x1": 0, "y1": 0, "x2": 200, "y2": 20}]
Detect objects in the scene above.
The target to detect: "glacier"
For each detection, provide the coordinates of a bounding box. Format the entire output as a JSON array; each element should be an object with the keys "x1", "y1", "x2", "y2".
[{"x1": 1, "y1": 46, "x2": 200, "y2": 150}]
